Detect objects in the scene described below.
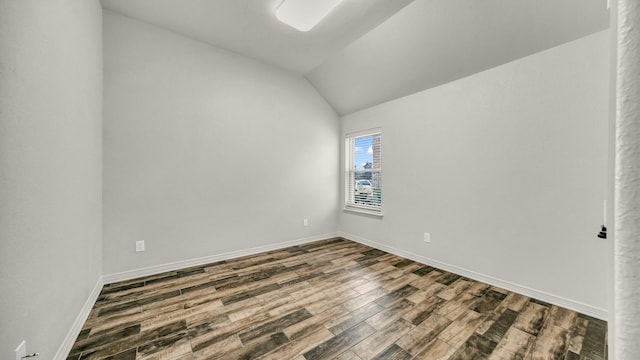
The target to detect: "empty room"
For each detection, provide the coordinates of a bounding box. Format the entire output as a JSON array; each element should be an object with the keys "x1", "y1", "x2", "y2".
[{"x1": 2, "y1": 0, "x2": 640, "y2": 359}]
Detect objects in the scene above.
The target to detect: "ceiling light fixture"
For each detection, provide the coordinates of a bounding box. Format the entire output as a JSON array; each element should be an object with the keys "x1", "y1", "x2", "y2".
[{"x1": 276, "y1": 0, "x2": 344, "y2": 32}]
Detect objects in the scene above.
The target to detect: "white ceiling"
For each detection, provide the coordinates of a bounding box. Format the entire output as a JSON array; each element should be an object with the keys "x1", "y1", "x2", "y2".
[
  {"x1": 308, "y1": 0, "x2": 611, "y2": 114},
  {"x1": 101, "y1": 0, "x2": 610, "y2": 115},
  {"x1": 100, "y1": 0, "x2": 414, "y2": 74}
]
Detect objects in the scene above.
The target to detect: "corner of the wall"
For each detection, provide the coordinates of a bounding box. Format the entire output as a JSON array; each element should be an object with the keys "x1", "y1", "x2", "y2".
[{"x1": 53, "y1": 275, "x2": 104, "y2": 360}]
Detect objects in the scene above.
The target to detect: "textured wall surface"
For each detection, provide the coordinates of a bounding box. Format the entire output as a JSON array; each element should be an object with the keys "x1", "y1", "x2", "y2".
[
  {"x1": 0, "y1": 0, "x2": 103, "y2": 358},
  {"x1": 615, "y1": 0, "x2": 640, "y2": 358}
]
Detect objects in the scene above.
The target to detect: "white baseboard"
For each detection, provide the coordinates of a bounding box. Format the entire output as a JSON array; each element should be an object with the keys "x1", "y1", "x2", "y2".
[
  {"x1": 338, "y1": 231, "x2": 608, "y2": 320},
  {"x1": 103, "y1": 232, "x2": 339, "y2": 285},
  {"x1": 54, "y1": 275, "x2": 104, "y2": 360}
]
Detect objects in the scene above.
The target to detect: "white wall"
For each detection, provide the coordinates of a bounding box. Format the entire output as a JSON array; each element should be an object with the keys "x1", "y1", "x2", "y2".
[
  {"x1": 615, "y1": 1, "x2": 640, "y2": 358},
  {"x1": 339, "y1": 30, "x2": 610, "y2": 314},
  {"x1": 0, "y1": 1, "x2": 103, "y2": 359},
  {"x1": 103, "y1": 11, "x2": 339, "y2": 276}
]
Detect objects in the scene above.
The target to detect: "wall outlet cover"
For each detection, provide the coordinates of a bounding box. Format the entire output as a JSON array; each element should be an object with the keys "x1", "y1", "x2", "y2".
[{"x1": 135, "y1": 240, "x2": 145, "y2": 252}]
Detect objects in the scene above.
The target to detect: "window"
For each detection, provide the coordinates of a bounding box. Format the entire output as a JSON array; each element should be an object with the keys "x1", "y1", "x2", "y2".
[{"x1": 345, "y1": 129, "x2": 382, "y2": 215}]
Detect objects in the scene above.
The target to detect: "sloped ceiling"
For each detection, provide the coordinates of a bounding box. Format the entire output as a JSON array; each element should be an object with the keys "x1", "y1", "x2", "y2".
[
  {"x1": 100, "y1": 0, "x2": 414, "y2": 74},
  {"x1": 308, "y1": 0, "x2": 610, "y2": 115},
  {"x1": 101, "y1": 0, "x2": 610, "y2": 116}
]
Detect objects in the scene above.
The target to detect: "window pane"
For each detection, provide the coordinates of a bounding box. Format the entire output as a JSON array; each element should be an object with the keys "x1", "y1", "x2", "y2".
[{"x1": 345, "y1": 131, "x2": 382, "y2": 212}]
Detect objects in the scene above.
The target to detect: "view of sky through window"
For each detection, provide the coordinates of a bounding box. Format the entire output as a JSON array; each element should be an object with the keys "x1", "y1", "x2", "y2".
[{"x1": 354, "y1": 136, "x2": 373, "y2": 170}]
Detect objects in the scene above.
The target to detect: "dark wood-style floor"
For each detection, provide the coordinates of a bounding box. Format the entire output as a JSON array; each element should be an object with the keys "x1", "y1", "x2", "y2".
[{"x1": 67, "y1": 238, "x2": 607, "y2": 360}]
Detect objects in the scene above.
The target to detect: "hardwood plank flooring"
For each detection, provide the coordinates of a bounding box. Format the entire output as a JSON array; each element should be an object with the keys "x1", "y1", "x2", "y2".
[{"x1": 68, "y1": 238, "x2": 607, "y2": 360}]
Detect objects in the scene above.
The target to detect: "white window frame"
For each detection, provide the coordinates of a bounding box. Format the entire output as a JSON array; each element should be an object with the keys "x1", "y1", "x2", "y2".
[{"x1": 344, "y1": 128, "x2": 383, "y2": 217}]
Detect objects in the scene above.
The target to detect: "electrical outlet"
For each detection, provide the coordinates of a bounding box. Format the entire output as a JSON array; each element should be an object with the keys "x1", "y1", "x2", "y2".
[
  {"x1": 424, "y1": 232, "x2": 431, "y2": 243},
  {"x1": 15, "y1": 340, "x2": 26, "y2": 360},
  {"x1": 135, "y1": 240, "x2": 145, "y2": 252},
  {"x1": 303, "y1": 218, "x2": 309, "y2": 227}
]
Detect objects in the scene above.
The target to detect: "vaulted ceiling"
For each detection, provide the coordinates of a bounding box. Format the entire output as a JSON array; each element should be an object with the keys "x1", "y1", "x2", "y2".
[
  {"x1": 100, "y1": 0, "x2": 414, "y2": 74},
  {"x1": 101, "y1": 0, "x2": 610, "y2": 115}
]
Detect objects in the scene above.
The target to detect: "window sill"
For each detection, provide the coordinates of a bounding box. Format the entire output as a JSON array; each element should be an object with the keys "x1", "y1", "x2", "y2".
[{"x1": 343, "y1": 206, "x2": 384, "y2": 218}]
